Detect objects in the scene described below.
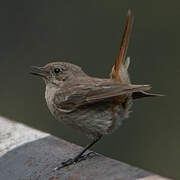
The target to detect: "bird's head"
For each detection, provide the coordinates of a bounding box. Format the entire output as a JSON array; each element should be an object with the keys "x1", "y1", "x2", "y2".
[{"x1": 31, "y1": 62, "x2": 86, "y2": 86}]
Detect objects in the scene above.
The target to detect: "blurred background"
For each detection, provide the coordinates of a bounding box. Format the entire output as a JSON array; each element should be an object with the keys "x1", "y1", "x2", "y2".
[{"x1": 0, "y1": 0, "x2": 179, "y2": 179}]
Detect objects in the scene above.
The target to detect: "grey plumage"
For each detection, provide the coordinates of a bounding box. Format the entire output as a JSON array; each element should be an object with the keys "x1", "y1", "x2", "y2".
[
  {"x1": 31, "y1": 10, "x2": 161, "y2": 169},
  {"x1": 31, "y1": 61, "x2": 152, "y2": 139}
]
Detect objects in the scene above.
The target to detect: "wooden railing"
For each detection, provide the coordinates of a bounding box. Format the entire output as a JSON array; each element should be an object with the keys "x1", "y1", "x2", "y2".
[{"x1": 0, "y1": 117, "x2": 171, "y2": 180}]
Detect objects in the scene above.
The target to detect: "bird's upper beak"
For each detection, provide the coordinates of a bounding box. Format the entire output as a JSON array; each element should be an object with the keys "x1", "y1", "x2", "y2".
[{"x1": 30, "y1": 66, "x2": 47, "y2": 78}]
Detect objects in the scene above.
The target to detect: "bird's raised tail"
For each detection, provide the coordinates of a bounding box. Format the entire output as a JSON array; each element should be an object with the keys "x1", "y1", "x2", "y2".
[
  {"x1": 110, "y1": 10, "x2": 163, "y2": 99},
  {"x1": 110, "y1": 9, "x2": 133, "y2": 83}
]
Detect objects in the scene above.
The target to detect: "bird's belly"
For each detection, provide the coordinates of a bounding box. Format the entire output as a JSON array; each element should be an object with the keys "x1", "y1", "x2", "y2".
[{"x1": 55, "y1": 100, "x2": 132, "y2": 139}]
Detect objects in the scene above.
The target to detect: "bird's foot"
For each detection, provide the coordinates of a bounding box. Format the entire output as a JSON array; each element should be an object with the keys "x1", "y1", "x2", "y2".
[
  {"x1": 77, "y1": 151, "x2": 98, "y2": 162},
  {"x1": 54, "y1": 151, "x2": 98, "y2": 171},
  {"x1": 54, "y1": 158, "x2": 74, "y2": 171}
]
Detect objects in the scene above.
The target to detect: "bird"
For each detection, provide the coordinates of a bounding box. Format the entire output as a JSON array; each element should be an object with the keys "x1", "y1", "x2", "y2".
[{"x1": 31, "y1": 10, "x2": 161, "y2": 170}]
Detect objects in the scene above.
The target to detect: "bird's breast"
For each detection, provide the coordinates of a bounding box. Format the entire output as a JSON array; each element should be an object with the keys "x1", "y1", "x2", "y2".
[{"x1": 45, "y1": 85, "x2": 58, "y2": 115}]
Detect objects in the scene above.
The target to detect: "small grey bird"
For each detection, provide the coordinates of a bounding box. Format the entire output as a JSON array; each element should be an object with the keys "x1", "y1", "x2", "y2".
[{"x1": 31, "y1": 10, "x2": 161, "y2": 170}]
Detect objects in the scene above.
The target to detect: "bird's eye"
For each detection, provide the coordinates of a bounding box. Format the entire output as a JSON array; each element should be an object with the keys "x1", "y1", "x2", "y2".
[{"x1": 54, "y1": 68, "x2": 61, "y2": 74}]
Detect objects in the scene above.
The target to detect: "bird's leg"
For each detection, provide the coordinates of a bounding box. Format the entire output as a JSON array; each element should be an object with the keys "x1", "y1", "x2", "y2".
[
  {"x1": 72, "y1": 136, "x2": 102, "y2": 163},
  {"x1": 55, "y1": 135, "x2": 102, "y2": 170}
]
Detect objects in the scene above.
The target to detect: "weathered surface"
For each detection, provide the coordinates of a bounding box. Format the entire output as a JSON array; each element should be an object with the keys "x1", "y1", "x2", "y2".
[
  {"x1": 0, "y1": 117, "x2": 49, "y2": 157},
  {"x1": 138, "y1": 175, "x2": 172, "y2": 180},
  {"x1": 0, "y1": 117, "x2": 172, "y2": 180}
]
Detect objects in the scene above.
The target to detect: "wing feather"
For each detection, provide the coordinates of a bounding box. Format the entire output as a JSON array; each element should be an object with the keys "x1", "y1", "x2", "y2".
[{"x1": 54, "y1": 82, "x2": 151, "y2": 112}]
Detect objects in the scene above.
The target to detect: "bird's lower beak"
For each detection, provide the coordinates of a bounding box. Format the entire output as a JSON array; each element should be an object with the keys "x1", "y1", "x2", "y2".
[{"x1": 30, "y1": 66, "x2": 47, "y2": 78}]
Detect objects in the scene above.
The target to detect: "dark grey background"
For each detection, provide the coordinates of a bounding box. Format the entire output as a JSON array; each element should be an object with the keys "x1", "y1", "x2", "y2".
[{"x1": 0, "y1": 0, "x2": 179, "y2": 179}]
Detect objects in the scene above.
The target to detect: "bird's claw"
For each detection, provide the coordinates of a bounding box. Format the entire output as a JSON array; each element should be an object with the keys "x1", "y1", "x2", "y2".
[
  {"x1": 54, "y1": 158, "x2": 74, "y2": 171},
  {"x1": 54, "y1": 151, "x2": 98, "y2": 171},
  {"x1": 77, "y1": 151, "x2": 97, "y2": 162}
]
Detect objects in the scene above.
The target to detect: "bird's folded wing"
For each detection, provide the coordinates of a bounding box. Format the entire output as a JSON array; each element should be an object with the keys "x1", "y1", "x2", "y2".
[{"x1": 53, "y1": 83, "x2": 151, "y2": 112}]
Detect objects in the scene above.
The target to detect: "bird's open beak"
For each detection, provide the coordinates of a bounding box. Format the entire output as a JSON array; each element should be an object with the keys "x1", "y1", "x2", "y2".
[{"x1": 30, "y1": 66, "x2": 47, "y2": 78}]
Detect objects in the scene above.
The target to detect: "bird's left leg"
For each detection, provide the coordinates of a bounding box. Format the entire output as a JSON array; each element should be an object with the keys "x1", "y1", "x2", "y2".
[{"x1": 54, "y1": 135, "x2": 102, "y2": 170}]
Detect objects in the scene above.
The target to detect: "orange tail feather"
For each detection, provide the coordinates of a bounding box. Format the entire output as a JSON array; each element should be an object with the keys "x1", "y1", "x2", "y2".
[{"x1": 111, "y1": 9, "x2": 133, "y2": 83}]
